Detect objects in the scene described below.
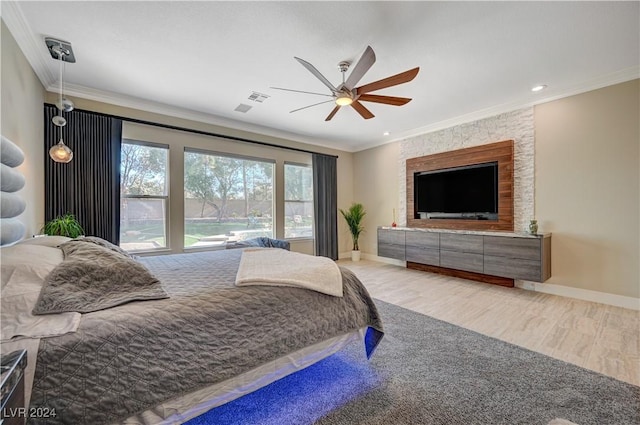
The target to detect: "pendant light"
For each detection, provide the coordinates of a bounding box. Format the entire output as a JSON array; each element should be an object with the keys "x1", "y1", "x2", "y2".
[{"x1": 45, "y1": 38, "x2": 76, "y2": 163}]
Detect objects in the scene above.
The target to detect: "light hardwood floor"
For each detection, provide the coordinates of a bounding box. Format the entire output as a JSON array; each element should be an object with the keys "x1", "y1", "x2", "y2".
[{"x1": 338, "y1": 259, "x2": 640, "y2": 387}]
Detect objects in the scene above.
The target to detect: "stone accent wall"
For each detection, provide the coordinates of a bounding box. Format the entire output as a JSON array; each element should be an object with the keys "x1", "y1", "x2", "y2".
[{"x1": 399, "y1": 107, "x2": 534, "y2": 232}]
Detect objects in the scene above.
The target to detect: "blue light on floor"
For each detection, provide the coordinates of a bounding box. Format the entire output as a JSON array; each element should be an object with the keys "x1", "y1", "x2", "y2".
[{"x1": 184, "y1": 349, "x2": 382, "y2": 425}]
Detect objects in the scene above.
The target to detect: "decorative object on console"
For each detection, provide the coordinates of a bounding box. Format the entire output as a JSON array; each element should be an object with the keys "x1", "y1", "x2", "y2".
[
  {"x1": 0, "y1": 136, "x2": 26, "y2": 246},
  {"x1": 392, "y1": 208, "x2": 397, "y2": 227},
  {"x1": 41, "y1": 213, "x2": 84, "y2": 238},
  {"x1": 45, "y1": 37, "x2": 76, "y2": 163},
  {"x1": 529, "y1": 219, "x2": 538, "y2": 235},
  {"x1": 340, "y1": 203, "x2": 366, "y2": 262}
]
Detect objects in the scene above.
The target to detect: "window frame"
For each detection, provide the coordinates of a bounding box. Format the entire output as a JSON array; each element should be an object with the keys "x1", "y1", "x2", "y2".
[
  {"x1": 284, "y1": 161, "x2": 314, "y2": 240},
  {"x1": 183, "y1": 147, "x2": 276, "y2": 250},
  {"x1": 120, "y1": 139, "x2": 170, "y2": 253}
]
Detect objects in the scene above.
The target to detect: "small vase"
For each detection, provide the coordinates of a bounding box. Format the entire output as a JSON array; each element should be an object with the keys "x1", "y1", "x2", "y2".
[{"x1": 529, "y1": 219, "x2": 538, "y2": 235}]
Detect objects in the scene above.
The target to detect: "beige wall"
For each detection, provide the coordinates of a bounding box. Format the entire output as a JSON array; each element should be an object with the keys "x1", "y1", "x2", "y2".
[
  {"x1": 1, "y1": 20, "x2": 45, "y2": 237},
  {"x1": 352, "y1": 142, "x2": 400, "y2": 255},
  {"x1": 43, "y1": 94, "x2": 354, "y2": 255},
  {"x1": 353, "y1": 80, "x2": 639, "y2": 300},
  {"x1": 535, "y1": 80, "x2": 639, "y2": 299}
]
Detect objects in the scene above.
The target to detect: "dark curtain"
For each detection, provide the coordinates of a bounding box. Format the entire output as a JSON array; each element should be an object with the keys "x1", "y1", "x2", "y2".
[
  {"x1": 312, "y1": 153, "x2": 338, "y2": 259},
  {"x1": 44, "y1": 105, "x2": 122, "y2": 244}
]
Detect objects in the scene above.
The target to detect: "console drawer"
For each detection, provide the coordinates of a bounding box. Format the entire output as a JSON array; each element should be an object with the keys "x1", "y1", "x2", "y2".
[
  {"x1": 484, "y1": 255, "x2": 541, "y2": 281},
  {"x1": 405, "y1": 231, "x2": 439, "y2": 249},
  {"x1": 440, "y1": 250, "x2": 483, "y2": 273},
  {"x1": 378, "y1": 229, "x2": 405, "y2": 246},
  {"x1": 406, "y1": 246, "x2": 439, "y2": 266},
  {"x1": 378, "y1": 243, "x2": 406, "y2": 260},
  {"x1": 378, "y1": 229, "x2": 405, "y2": 260},
  {"x1": 484, "y1": 236, "x2": 541, "y2": 261},
  {"x1": 440, "y1": 233, "x2": 483, "y2": 254}
]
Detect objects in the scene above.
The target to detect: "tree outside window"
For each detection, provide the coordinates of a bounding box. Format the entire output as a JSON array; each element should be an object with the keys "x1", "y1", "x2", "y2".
[
  {"x1": 184, "y1": 150, "x2": 274, "y2": 248},
  {"x1": 284, "y1": 163, "x2": 313, "y2": 239},
  {"x1": 119, "y1": 141, "x2": 169, "y2": 251}
]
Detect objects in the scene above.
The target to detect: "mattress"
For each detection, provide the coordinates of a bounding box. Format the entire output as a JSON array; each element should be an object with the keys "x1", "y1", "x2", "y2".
[
  {"x1": 119, "y1": 329, "x2": 365, "y2": 424},
  {"x1": 27, "y1": 248, "x2": 383, "y2": 424}
]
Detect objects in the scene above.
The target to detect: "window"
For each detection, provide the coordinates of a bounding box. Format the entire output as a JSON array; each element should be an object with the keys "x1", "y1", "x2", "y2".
[
  {"x1": 119, "y1": 141, "x2": 169, "y2": 251},
  {"x1": 284, "y1": 163, "x2": 313, "y2": 239},
  {"x1": 184, "y1": 149, "x2": 274, "y2": 248}
]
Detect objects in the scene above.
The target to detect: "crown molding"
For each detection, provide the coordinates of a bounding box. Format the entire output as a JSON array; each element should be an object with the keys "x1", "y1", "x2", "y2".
[
  {"x1": 372, "y1": 66, "x2": 640, "y2": 151},
  {"x1": 1, "y1": 1, "x2": 56, "y2": 88},
  {"x1": 45, "y1": 64, "x2": 640, "y2": 154}
]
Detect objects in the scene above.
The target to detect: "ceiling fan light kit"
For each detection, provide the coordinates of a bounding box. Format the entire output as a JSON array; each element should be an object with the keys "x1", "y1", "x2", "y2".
[
  {"x1": 335, "y1": 95, "x2": 353, "y2": 106},
  {"x1": 273, "y1": 45, "x2": 419, "y2": 121}
]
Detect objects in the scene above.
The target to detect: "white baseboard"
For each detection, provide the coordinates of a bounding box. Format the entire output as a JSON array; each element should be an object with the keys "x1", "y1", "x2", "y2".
[
  {"x1": 361, "y1": 253, "x2": 406, "y2": 266},
  {"x1": 338, "y1": 251, "x2": 351, "y2": 260},
  {"x1": 515, "y1": 280, "x2": 640, "y2": 311},
  {"x1": 350, "y1": 254, "x2": 639, "y2": 311}
]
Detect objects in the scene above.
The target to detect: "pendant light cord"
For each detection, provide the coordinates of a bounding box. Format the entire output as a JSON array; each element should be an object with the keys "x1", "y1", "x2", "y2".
[{"x1": 58, "y1": 45, "x2": 64, "y2": 111}]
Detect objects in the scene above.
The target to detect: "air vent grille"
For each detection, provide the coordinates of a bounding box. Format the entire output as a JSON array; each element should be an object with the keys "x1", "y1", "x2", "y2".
[
  {"x1": 248, "y1": 92, "x2": 270, "y2": 103},
  {"x1": 234, "y1": 104, "x2": 252, "y2": 113}
]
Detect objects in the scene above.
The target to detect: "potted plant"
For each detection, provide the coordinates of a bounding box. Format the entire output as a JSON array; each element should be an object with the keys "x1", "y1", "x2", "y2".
[
  {"x1": 41, "y1": 213, "x2": 84, "y2": 238},
  {"x1": 339, "y1": 203, "x2": 366, "y2": 262}
]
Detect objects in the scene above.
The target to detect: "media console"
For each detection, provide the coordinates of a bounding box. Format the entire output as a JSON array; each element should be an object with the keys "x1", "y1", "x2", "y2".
[{"x1": 378, "y1": 227, "x2": 551, "y2": 287}]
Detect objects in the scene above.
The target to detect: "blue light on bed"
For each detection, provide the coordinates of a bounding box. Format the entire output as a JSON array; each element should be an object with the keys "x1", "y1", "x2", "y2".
[{"x1": 184, "y1": 350, "x2": 383, "y2": 425}]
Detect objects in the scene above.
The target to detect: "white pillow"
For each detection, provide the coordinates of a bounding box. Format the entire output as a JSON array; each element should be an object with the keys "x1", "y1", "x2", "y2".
[
  {"x1": 1, "y1": 244, "x2": 79, "y2": 341},
  {"x1": 1, "y1": 244, "x2": 63, "y2": 291},
  {"x1": 17, "y1": 235, "x2": 71, "y2": 248}
]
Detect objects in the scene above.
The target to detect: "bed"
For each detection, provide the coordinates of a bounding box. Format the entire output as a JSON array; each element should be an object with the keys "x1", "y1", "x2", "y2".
[{"x1": 0, "y1": 237, "x2": 383, "y2": 425}]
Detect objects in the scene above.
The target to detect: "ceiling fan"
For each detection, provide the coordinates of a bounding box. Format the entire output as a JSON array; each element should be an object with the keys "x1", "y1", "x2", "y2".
[{"x1": 272, "y1": 46, "x2": 419, "y2": 121}]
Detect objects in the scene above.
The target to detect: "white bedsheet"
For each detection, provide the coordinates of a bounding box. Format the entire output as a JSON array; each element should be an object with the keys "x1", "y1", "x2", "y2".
[{"x1": 1, "y1": 266, "x2": 80, "y2": 341}]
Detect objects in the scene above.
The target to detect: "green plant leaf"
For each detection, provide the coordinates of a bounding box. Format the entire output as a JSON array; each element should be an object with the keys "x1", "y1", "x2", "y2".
[
  {"x1": 339, "y1": 203, "x2": 366, "y2": 251},
  {"x1": 41, "y1": 214, "x2": 84, "y2": 238}
]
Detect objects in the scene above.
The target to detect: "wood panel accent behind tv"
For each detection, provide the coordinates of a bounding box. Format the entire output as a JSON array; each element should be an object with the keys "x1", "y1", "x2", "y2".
[{"x1": 406, "y1": 140, "x2": 514, "y2": 231}]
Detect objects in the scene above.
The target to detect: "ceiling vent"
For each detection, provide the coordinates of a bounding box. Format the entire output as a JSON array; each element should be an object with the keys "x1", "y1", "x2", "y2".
[
  {"x1": 248, "y1": 92, "x2": 270, "y2": 103},
  {"x1": 234, "y1": 104, "x2": 252, "y2": 113}
]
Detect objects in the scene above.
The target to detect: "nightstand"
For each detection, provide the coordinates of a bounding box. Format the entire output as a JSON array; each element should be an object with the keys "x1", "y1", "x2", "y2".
[{"x1": 1, "y1": 350, "x2": 27, "y2": 425}]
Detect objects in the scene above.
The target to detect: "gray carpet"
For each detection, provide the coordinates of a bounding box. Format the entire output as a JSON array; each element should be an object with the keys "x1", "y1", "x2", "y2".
[{"x1": 187, "y1": 300, "x2": 639, "y2": 425}]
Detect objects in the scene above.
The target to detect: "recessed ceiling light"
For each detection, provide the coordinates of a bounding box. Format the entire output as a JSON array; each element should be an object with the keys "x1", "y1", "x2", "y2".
[
  {"x1": 383, "y1": 131, "x2": 390, "y2": 136},
  {"x1": 531, "y1": 84, "x2": 547, "y2": 92}
]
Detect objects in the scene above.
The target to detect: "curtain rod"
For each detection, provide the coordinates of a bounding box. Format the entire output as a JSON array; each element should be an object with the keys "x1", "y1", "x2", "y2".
[{"x1": 44, "y1": 103, "x2": 339, "y2": 159}]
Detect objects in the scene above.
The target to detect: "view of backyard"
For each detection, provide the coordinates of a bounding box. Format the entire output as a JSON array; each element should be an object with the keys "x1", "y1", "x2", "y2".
[{"x1": 119, "y1": 142, "x2": 313, "y2": 251}]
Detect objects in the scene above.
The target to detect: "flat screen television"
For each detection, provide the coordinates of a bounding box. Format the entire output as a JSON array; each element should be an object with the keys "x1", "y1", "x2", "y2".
[{"x1": 414, "y1": 162, "x2": 498, "y2": 220}]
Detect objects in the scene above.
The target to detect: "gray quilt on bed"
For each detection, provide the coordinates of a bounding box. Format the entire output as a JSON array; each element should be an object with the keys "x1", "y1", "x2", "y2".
[{"x1": 28, "y1": 249, "x2": 383, "y2": 425}]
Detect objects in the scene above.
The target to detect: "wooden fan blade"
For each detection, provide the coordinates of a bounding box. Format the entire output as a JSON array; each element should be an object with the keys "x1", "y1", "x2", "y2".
[
  {"x1": 345, "y1": 45, "x2": 376, "y2": 90},
  {"x1": 358, "y1": 94, "x2": 412, "y2": 106},
  {"x1": 290, "y1": 100, "x2": 335, "y2": 113},
  {"x1": 271, "y1": 87, "x2": 333, "y2": 97},
  {"x1": 351, "y1": 100, "x2": 375, "y2": 119},
  {"x1": 325, "y1": 106, "x2": 341, "y2": 121},
  {"x1": 356, "y1": 67, "x2": 420, "y2": 95},
  {"x1": 295, "y1": 57, "x2": 338, "y2": 93}
]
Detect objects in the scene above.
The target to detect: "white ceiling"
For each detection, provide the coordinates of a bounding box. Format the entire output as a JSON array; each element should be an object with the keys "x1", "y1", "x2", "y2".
[{"x1": 3, "y1": 1, "x2": 639, "y2": 152}]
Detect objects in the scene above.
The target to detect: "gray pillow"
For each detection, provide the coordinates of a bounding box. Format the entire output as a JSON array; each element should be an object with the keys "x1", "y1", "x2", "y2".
[
  {"x1": 33, "y1": 242, "x2": 167, "y2": 315},
  {"x1": 71, "y1": 236, "x2": 133, "y2": 258},
  {"x1": 235, "y1": 237, "x2": 291, "y2": 250}
]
